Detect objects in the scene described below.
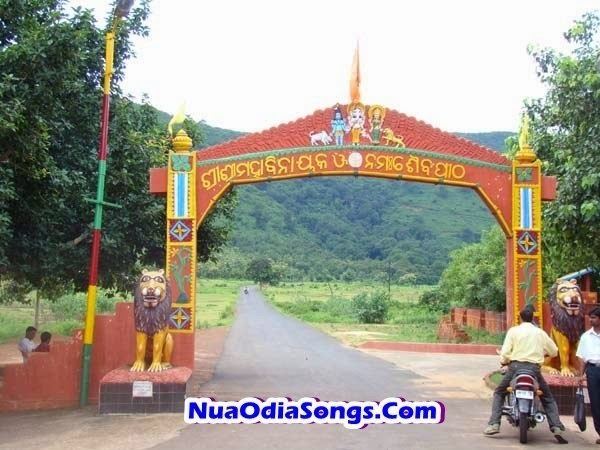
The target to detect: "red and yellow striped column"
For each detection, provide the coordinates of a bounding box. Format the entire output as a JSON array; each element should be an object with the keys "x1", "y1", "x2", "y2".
[
  {"x1": 511, "y1": 117, "x2": 543, "y2": 326},
  {"x1": 165, "y1": 130, "x2": 197, "y2": 334}
]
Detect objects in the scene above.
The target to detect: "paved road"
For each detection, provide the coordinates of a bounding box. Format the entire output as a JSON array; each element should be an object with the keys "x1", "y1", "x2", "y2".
[{"x1": 153, "y1": 288, "x2": 586, "y2": 449}]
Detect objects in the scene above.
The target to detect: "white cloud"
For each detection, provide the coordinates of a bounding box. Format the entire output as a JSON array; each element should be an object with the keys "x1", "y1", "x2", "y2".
[{"x1": 69, "y1": 0, "x2": 598, "y2": 132}]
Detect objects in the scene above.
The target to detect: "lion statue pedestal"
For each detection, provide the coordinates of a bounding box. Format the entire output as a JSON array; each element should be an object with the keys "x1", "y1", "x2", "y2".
[
  {"x1": 131, "y1": 269, "x2": 174, "y2": 372},
  {"x1": 542, "y1": 278, "x2": 585, "y2": 377},
  {"x1": 98, "y1": 269, "x2": 193, "y2": 414},
  {"x1": 98, "y1": 366, "x2": 192, "y2": 414}
]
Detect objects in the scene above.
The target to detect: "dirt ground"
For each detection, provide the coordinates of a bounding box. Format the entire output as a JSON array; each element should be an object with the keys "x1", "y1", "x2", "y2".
[
  {"x1": 0, "y1": 327, "x2": 230, "y2": 450},
  {"x1": 188, "y1": 326, "x2": 229, "y2": 393},
  {"x1": 0, "y1": 339, "x2": 22, "y2": 365}
]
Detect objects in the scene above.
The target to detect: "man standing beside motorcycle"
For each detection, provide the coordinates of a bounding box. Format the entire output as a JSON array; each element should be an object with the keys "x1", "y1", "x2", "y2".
[
  {"x1": 484, "y1": 307, "x2": 566, "y2": 438},
  {"x1": 576, "y1": 307, "x2": 600, "y2": 444}
]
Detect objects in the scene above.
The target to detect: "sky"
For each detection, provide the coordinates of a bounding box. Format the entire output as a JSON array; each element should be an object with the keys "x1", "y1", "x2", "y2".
[{"x1": 68, "y1": 0, "x2": 599, "y2": 133}]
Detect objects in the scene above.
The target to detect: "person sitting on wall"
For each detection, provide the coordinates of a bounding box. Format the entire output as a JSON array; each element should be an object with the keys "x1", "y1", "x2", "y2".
[
  {"x1": 34, "y1": 331, "x2": 51, "y2": 352},
  {"x1": 18, "y1": 326, "x2": 37, "y2": 362}
]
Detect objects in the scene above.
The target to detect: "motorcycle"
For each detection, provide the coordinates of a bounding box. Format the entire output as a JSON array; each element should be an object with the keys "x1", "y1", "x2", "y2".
[
  {"x1": 501, "y1": 368, "x2": 545, "y2": 444},
  {"x1": 243, "y1": 288, "x2": 248, "y2": 295}
]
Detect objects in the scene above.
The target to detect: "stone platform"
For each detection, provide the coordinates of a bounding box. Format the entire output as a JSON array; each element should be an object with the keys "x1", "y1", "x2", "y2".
[
  {"x1": 99, "y1": 366, "x2": 192, "y2": 414},
  {"x1": 544, "y1": 373, "x2": 591, "y2": 416}
]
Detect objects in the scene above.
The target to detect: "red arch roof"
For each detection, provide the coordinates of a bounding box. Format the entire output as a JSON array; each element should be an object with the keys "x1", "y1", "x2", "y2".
[{"x1": 197, "y1": 105, "x2": 510, "y2": 166}]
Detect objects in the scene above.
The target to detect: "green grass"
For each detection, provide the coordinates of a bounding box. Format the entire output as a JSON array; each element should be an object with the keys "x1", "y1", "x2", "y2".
[
  {"x1": 0, "y1": 278, "x2": 248, "y2": 343},
  {"x1": 0, "y1": 307, "x2": 35, "y2": 343},
  {"x1": 264, "y1": 281, "x2": 432, "y2": 304},
  {"x1": 264, "y1": 281, "x2": 442, "y2": 345},
  {"x1": 489, "y1": 371, "x2": 503, "y2": 386},
  {"x1": 264, "y1": 281, "x2": 503, "y2": 346},
  {"x1": 195, "y1": 278, "x2": 250, "y2": 328},
  {"x1": 0, "y1": 306, "x2": 83, "y2": 344},
  {"x1": 464, "y1": 326, "x2": 505, "y2": 345}
]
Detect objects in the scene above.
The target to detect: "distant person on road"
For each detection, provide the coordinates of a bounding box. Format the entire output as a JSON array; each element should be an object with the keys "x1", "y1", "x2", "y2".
[
  {"x1": 484, "y1": 307, "x2": 565, "y2": 437},
  {"x1": 18, "y1": 326, "x2": 37, "y2": 362},
  {"x1": 34, "y1": 331, "x2": 52, "y2": 353},
  {"x1": 576, "y1": 307, "x2": 600, "y2": 444}
]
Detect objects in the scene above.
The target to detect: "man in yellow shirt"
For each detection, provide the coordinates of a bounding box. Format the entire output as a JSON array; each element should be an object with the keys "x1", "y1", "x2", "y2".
[{"x1": 484, "y1": 307, "x2": 565, "y2": 437}]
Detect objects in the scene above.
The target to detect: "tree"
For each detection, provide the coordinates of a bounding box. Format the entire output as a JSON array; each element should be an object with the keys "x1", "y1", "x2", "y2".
[
  {"x1": 525, "y1": 12, "x2": 600, "y2": 282},
  {"x1": 0, "y1": 1, "x2": 236, "y2": 299},
  {"x1": 246, "y1": 258, "x2": 280, "y2": 286},
  {"x1": 398, "y1": 273, "x2": 417, "y2": 286},
  {"x1": 383, "y1": 260, "x2": 397, "y2": 294},
  {"x1": 352, "y1": 291, "x2": 390, "y2": 324},
  {"x1": 422, "y1": 226, "x2": 506, "y2": 312}
]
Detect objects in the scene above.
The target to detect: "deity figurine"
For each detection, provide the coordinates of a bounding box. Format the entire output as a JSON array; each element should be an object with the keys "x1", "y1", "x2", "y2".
[
  {"x1": 331, "y1": 105, "x2": 347, "y2": 146},
  {"x1": 347, "y1": 103, "x2": 369, "y2": 146},
  {"x1": 368, "y1": 105, "x2": 386, "y2": 145}
]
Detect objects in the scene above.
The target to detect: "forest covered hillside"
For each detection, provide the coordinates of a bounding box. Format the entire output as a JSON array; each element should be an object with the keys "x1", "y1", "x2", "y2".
[{"x1": 193, "y1": 122, "x2": 513, "y2": 284}]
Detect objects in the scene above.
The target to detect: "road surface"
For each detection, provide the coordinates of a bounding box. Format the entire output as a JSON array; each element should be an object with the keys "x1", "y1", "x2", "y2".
[{"x1": 153, "y1": 288, "x2": 583, "y2": 449}]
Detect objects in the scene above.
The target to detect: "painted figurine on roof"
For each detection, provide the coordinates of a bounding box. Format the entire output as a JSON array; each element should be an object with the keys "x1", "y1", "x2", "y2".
[
  {"x1": 331, "y1": 105, "x2": 348, "y2": 146},
  {"x1": 368, "y1": 105, "x2": 386, "y2": 145},
  {"x1": 347, "y1": 102, "x2": 370, "y2": 146}
]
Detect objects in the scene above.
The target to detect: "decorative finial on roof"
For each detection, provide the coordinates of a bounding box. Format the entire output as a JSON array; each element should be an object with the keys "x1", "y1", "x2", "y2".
[
  {"x1": 349, "y1": 41, "x2": 361, "y2": 104},
  {"x1": 172, "y1": 129, "x2": 193, "y2": 152},
  {"x1": 516, "y1": 114, "x2": 537, "y2": 163}
]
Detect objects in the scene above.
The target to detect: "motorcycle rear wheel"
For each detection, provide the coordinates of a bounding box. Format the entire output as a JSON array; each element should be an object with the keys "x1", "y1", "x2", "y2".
[{"x1": 519, "y1": 411, "x2": 529, "y2": 444}]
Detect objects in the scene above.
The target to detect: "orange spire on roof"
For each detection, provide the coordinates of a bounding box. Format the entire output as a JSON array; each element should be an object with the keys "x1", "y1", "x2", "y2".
[{"x1": 350, "y1": 42, "x2": 361, "y2": 104}]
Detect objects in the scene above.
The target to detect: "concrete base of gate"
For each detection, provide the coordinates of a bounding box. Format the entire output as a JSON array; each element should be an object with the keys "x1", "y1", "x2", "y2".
[
  {"x1": 545, "y1": 373, "x2": 591, "y2": 416},
  {"x1": 99, "y1": 366, "x2": 191, "y2": 414}
]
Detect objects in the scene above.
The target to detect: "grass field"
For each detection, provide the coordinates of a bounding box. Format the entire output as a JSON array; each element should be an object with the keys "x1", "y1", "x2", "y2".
[
  {"x1": 263, "y1": 281, "x2": 504, "y2": 346},
  {"x1": 0, "y1": 279, "x2": 504, "y2": 347},
  {"x1": 195, "y1": 278, "x2": 250, "y2": 328},
  {"x1": 0, "y1": 278, "x2": 247, "y2": 343},
  {"x1": 0, "y1": 306, "x2": 80, "y2": 344},
  {"x1": 264, "y1": 281, "x2": 431, "y2": 304}
]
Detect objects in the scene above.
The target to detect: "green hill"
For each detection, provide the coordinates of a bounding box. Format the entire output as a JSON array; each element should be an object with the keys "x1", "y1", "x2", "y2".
[
  {"x1": 155, "y1": 106, "x2": 513, "y2": 283},
  {"x1": 197, "y1": 122, "x2": 244, "y2": 148},
  {"x1": 455, "y1": 132, "x2": 513, "y2": 151},
  {"x1": 151, "y1": 107, "x2": 244, "y2": 147},
  {"x1": 196, "y1": 127, "x2": 513, "y2": 284}
]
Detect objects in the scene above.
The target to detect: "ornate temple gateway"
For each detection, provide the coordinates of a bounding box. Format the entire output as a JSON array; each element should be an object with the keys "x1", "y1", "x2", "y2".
[
  {"x1": 150, "y1": 52, "x2": 557, "y2": 348},
  {"x1": 0, "y1": 48, "x2": 562, "y2": 414}
]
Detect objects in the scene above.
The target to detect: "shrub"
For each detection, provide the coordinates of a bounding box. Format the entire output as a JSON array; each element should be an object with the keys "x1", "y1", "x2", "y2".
[
  {"x1": 276, "y1": 297, "x2": 322, "y2": 316},
  {"x1": 352, "y1": 291, "x2": 390, "y2": 324},
  {"x1": 219, "y1": 303, "x2": 235, "y2": 320},
  {"x1": 50, "y1": 292, "x2": 86, "y2": 321},
  {"x1": 436, "y1": 225, "x2": 506, "y2": 312},
  {"x1": 49, "y1": 319, "x2": 81, "y2": 337},
  {"x1": 324, "y1": 296, "x2": 355, "y2": 319},
  {"x1": 50, "y1": 289, "x2": 124, "y2": 321},
  {"x1": 419, "y1": 289, "x2": 450, "y2": 312}
]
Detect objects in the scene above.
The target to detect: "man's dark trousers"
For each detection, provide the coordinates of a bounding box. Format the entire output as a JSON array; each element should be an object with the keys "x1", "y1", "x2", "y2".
[{"x1": 586, "y1": 364, "x2": 600, "y2": 435}]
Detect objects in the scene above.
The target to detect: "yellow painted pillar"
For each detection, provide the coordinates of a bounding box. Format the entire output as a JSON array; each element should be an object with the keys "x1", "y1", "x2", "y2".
[
  {"x1": 511, "y1": 117, "x2": 543, "y2": 326},
  {"x1": 165, "y1": 130, "x2": 197, "y2": 333}
]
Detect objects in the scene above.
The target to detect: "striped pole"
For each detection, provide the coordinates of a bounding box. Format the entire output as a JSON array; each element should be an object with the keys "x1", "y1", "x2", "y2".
[{"x1": 79, "y1": 29, "x2": 116, "y2": 407}]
